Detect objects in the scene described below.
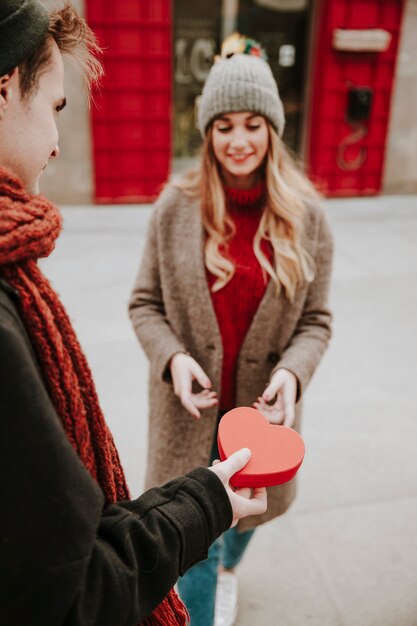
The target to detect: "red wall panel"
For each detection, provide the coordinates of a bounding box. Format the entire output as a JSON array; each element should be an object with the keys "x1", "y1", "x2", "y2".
[
  {"x1": 86, "y1": 0, "x2": 172, "y2": 203},
  {"x1": 307, "y1": 0, "x2": 405, "y2": 196}
]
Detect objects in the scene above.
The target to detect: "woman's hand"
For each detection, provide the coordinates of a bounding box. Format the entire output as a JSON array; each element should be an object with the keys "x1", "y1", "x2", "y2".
[
  {"x1": 170, "y1": 352, "x2": 218, "y2": 419},
  {"x1": 209, "y1": 449, "x2": 267, "y2": 527},
  {"x1": 253, "y1": 368, "x2": 297, "y2": 428}
]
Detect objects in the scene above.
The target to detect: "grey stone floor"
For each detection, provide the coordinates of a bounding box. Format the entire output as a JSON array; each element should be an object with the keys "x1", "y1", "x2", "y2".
[{"x1": 42, "y1": 194, "x2": 417, "y2": 626}]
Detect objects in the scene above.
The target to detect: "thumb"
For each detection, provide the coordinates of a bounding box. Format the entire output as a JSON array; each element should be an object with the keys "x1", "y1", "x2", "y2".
[
  {"x1": 282, "y1": 383, "x2": 296, "y2": 425},
  {"x1": 263, "y1": 371, "x2": 284, "y2": 402},
  {"x1": 190, "y1": 360, "x2": 212, "y2": 389},
  {"x1": 220, "y1": 448, "x2": 251, "y2": 481}
]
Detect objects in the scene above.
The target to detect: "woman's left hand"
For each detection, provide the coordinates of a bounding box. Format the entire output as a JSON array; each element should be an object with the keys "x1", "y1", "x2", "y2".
[{"x1": 253, "y1": 368, "x2": 298, "y2": 428}]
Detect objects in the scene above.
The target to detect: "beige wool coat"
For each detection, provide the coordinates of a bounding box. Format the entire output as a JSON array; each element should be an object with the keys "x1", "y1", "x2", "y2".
[{"x1": 129, "y1": 184, "x2": 333, "y2": 532}]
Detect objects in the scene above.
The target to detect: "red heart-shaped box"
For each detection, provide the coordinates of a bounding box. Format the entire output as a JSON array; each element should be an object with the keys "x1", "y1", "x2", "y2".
[{"x1": 217, "y1": 406, "x2": 305, "y2": 488}]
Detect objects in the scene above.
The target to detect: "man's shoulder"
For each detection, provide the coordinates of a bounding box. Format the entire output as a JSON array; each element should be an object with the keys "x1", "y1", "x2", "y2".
[
  {"x1": 0, "y1": 278, "x2": 46, "y2": 387},
  {"x1": 0, "y1": 279, "x2": 21, "y2": 324},
  {"x1": 0, "y1": 279, "x2": 32, "y2": 354}
]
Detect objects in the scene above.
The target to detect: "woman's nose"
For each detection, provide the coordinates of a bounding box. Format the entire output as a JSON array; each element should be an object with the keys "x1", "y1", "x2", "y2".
[
  {"x1": 229, "y1": 130, "x2": 247, "y2": 149},
  {"x1": 50, "y1": 144, "x2": 60, "y2": 159}
]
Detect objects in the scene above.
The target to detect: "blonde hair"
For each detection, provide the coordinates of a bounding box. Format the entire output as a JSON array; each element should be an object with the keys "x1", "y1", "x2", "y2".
[{"x1": 175, "y1": 122, "x2": 319, "y2": 302}]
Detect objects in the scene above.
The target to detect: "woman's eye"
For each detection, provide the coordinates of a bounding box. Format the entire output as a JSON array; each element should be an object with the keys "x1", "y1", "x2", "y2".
[
  {"x1": 217, "y1": 126, "x2": 231, "y2": 133},
  {"x1": 247, "y1": 125, "x2": 261, "y2": 131}
]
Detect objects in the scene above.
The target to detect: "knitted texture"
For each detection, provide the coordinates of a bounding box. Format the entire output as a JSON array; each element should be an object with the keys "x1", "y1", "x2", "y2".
[
  {"x1": 0, "y1": 0, "x2": 49, "y2": 76},
  {"x1": 198, "y1": 53, "x2": 285, "y2": 137},
  {"x1": 0, "y1": 168, "x2": 188, "y2": 626},
  {"x1": 207, "y1": 182, "x2": 273, "y2": 409}
]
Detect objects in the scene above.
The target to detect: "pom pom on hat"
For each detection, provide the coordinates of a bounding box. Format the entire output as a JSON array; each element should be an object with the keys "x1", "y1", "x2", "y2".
[
  {"x1": 198, "y1": 33, "x2": 285, "y2": 138},
  {"x1": 217, "y1": 32, "x2": 268, "y2": 61}
]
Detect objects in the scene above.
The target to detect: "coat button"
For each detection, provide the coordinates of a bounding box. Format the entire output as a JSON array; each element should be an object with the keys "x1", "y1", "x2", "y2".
[{"x1": 267, "y1": 352, "x2": 279, "y2": 365}]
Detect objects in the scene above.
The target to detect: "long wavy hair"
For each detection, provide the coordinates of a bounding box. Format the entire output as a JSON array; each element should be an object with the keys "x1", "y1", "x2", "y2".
[{"x1": 175, "y1": 121, "x2": 319, "y2": 302}]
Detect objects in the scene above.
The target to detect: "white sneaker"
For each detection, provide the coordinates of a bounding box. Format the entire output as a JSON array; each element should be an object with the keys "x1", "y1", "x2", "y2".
[{"x1": 214, "y1": 571, "x2": 238, "y2": 626}]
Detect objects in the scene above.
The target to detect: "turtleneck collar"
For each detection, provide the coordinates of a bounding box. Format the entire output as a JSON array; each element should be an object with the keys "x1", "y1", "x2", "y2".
[{"x1": 224, "y1": 180, "x2": 266, "y2": 211}]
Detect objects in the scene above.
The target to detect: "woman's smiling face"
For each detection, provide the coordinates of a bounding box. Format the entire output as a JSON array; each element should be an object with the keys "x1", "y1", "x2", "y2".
[{"x1": 211, "y1": 111, "x2": 269, "y2": 189}]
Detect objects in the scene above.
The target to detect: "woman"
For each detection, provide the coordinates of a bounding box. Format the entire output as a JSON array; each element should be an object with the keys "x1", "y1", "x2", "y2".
[{"x1": 129, "y1": 35, "x2": 333, "y2": 626}]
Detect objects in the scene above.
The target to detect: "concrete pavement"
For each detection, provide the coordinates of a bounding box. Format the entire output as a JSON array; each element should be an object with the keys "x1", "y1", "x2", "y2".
[{"x1": 42, "y1": 194, "x2": 417, "y2": 626}]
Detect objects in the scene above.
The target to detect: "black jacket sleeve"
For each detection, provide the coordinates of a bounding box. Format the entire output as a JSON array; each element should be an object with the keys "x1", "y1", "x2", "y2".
[{"x1": 0, "y1": 290, "x2": 232, "y2": 626}]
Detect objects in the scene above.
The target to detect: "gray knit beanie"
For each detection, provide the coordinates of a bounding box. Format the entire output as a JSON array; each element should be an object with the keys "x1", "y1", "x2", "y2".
[
  {"x1": 198, "y1": 49, "x2": 285, "y2": 138},
  {"x1": 0, "y1": 0, "x2": 49, "y2": 76}
]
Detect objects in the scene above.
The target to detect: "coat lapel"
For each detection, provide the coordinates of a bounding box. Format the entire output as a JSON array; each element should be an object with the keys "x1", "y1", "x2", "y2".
[
  {"x1": 239, "y1": 274, "x2": 291, "y2": 358},
  {"x1": 180, "y1": 196, "x2": 222, "y2": 351}
]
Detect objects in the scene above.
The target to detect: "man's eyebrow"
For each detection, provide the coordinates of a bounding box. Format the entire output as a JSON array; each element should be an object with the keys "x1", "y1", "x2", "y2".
[{"x1": 56, "y1": 97, "x2": 67, "y2": 112}]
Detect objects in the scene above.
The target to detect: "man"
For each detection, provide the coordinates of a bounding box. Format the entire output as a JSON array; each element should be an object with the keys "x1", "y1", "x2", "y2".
[{"x1": 0, "y1": 2, "x2": 267, "y2": 625}]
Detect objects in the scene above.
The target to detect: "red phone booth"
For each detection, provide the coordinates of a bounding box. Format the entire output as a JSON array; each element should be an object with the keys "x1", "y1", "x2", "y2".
[
  {"x1": 306, "y1": 0, "x2": 405, "y2": 196},
  {"x1": 86, "y1": 0, "x2": 172, "y2": 203}
]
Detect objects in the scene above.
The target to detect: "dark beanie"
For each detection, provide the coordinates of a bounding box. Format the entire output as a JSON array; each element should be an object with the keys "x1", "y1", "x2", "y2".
[{"x1": 0, "y1": 0, "x2": 49, "y2": 76}]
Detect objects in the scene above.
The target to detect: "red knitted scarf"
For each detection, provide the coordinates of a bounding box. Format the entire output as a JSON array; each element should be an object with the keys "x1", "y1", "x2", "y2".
[{"x1": 0, "y1": 168, "x2": 188, "y2": 626}]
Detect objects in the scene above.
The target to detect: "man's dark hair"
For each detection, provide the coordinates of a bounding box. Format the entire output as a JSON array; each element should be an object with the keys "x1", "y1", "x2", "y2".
[{"x1": 19, "y1": 3, "x2": 102, "y2": 98}]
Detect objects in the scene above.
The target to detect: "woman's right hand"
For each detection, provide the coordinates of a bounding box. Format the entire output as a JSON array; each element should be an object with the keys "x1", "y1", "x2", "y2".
[{"x1": 170, "y1": 352, "x2": 218, "y2": 419}]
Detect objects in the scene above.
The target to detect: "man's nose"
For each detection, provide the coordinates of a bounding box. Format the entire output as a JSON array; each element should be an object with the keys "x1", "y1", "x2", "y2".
[{"x1": 50, "y1": 144, "x2": 60, "y2": 159}]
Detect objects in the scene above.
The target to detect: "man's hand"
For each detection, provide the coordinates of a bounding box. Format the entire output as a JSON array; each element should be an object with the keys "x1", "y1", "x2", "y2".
[
  {"x1": 254, "y1": 368, "x2": 297, "y2": 428},
  {"x1": 170, "y1": 353, "x2": 218, "y2": 419},
  {"x1": 209, "y1": 449, "x2": 267, "y2": 527}
]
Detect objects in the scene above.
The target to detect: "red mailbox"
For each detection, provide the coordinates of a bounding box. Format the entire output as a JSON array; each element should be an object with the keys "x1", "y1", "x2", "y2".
[
  {"x1": 306, "y1": 0, "x2": 405, "y2": 196},
  {"x1": 86, "y1": 0, "x2": 172, "y2": 203}
]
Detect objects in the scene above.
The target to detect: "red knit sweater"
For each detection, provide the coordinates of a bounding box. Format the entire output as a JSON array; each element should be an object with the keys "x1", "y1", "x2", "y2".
[{"x1": 207, "y1": 183, "x2": 273, "y2": 410}]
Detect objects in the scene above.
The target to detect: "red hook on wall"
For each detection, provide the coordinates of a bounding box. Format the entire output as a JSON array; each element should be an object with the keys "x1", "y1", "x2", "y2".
[{"x1": 336, "y1": 121, "x2": 368, "y2": 171}]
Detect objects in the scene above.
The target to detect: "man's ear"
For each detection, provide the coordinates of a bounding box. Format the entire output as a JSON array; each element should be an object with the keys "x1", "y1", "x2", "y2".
[{"x1": 0, "y1": 68, "x2": 17, "y2": 120}]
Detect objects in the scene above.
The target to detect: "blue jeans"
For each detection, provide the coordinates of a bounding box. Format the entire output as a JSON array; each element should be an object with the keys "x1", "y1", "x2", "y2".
[{"x1": 177, "y1": 413, "x2": 255, "y2": 626}]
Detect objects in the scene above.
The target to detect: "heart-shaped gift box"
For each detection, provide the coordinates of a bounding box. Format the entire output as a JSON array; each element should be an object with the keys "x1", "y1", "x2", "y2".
[{"x1": 217, "y1": 406, "x2": 305, "y2": 488}]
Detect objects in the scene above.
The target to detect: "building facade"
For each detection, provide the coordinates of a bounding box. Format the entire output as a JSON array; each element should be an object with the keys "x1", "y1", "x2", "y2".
[{"x1": 41, "y1": 0, "x2": 417, "y2": 204}]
